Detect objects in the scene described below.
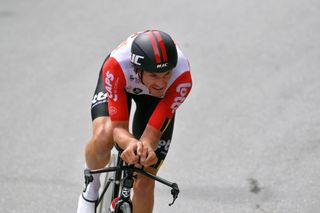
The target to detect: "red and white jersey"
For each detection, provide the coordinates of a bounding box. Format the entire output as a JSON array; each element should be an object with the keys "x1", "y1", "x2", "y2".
[{"x1": 102, "y1": 32, "x2": 192, "y2": 131}]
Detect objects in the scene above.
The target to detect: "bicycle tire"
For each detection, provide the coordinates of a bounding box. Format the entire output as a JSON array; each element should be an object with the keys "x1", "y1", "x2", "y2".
[{"x1": 97, "y1": 153, "x2": 119, "y2": 213}]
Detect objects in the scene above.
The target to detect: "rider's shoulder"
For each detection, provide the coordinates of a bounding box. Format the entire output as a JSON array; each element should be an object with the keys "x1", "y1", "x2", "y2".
[
  {"x1": 169, "y1": 47, "x2": 191, "y2": 82},
  {"x1": 110, "y1": 33, "x2": 138, "y2": 61},
  {"x1": 104, "y1": 34, "x2": 136, "y2": 74}
]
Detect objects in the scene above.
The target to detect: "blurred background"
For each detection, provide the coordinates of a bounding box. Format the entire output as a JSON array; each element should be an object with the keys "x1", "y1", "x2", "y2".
[{"x1": 1, "y1": 0, "x2": 320, "y2": 212}]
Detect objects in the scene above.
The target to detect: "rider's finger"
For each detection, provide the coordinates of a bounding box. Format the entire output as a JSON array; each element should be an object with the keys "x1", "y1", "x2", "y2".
[
  {"x1": 143, "y1": 151, "x2": 157, "y2": 166},
  {"x1": 120, "y1": 152, "x2": 129, "y2": 163},
  {"x1": 140, "y1": 144, "x2": 147, "y2": 162},
  {"x1": 129, "y1": 150, "x2": 139, "y2": 164},
  {"x1": 121, "y1": 150, "x2": 138, "y2": 165},
  {"x1": 137, "y1": 142, "x2": 143, "y2": 155}
]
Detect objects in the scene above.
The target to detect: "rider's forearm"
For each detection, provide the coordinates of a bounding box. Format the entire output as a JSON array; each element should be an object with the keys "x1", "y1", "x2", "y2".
[
  {"x1": 140, "y1": 124, "x2": 162, "y2": 150},
  {"x1": 113, "y1": 127, "x2": 138, "y2": 149}
]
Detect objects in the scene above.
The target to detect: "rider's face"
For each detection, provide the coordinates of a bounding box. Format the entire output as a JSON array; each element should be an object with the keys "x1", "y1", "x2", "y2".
[{"x1": 142, "y1": 70, "x2": 172, "y2": 97}]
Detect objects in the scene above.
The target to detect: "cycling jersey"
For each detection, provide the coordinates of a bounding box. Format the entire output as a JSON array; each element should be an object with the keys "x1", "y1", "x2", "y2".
[{"x1": 102, "y1": 32, "x2": 192, "y2": 131}]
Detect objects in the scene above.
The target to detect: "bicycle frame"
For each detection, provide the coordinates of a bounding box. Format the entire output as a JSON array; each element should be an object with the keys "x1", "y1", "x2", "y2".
[{"x1": 83, "y1": 154, "x2": 180, "y2": 212}]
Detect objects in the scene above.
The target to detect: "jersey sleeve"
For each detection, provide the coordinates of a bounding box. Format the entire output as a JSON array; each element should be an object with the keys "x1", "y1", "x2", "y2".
[
  {"x1": 102, "y1": 57, "x2": 128, "y2": 121},
  {"x1": 148, "y1": 71, "x2": 192, "y2": 131}
]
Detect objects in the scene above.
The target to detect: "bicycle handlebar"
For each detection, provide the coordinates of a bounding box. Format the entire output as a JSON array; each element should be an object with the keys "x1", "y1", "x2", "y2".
[{"x1": 84, "y1": 165, "x2": 180, "y2": 206}]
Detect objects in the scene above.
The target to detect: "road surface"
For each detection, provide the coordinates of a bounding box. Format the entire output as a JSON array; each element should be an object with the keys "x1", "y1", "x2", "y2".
[{"x1": 1, "y1": 0, "x2": 320, "y2": 212}]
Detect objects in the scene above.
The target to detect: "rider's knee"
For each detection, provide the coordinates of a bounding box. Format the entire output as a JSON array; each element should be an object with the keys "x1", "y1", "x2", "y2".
[
  {"x1": 89, "y1": 125, "x2": 113, "y2": 154},
  {"x1": 93, "y1": 126, "x2": 108, "y2": 143},
  {"x1": 133, "y1": 175, "x2": 155, "y2": 195}
]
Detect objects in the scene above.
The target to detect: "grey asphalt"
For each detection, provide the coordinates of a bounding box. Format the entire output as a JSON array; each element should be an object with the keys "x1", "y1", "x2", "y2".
[{"x1": 1, "y1": 0, "x2": 320, "y2": 212}]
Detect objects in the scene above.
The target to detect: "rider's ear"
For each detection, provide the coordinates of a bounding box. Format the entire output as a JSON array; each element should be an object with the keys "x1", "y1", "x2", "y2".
[
  {"x1": 134, "y1": 68, "x2": 144, "y2": 84},
  {"x1": 133, "y1": 66, "x2": 141, "y2": 74}
]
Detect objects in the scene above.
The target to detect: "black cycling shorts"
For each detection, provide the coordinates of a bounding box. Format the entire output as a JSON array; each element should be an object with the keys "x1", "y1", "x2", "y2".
[{"x1": 91, "y1": 65, "x2": 175, "y2": 170}]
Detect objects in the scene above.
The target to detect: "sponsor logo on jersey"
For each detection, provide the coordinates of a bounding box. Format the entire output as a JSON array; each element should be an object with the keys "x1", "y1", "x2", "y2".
[
  {"x1": 109, "y1": 106, "x2": 118, "y2": 115},
  {"x1": 92, "y1": 92, "x2": 107, "y2": 104},
  {"x1": 157, "y1": 139, "x2": 171, "y2": 155},
  {"x1": 105, "y1": 71, "x2": 118, "y2": 102},
  {"x1": 129, "y1": 74, "x2": 141, "y2": 84},
  {"x1": 131, "y1": 54, "x2": 144, "y2": 66},
  {"x1": 133, "y1": 88, "x2": 143, "y2": 94},
  {"x1": 170, "y1": 83, "x2": 191, "y2": 113},
  {"x1": 91, "y1": 91, "x2": 107, "y2": 108}
]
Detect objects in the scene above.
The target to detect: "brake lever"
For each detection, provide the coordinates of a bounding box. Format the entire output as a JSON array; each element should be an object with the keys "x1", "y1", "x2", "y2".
[
  {"x1": 169, "y1": 183, "x2": 180, "y2": 206},
  {"x1": 83, "y1": 169, "x2": 93, "y2": 192}
]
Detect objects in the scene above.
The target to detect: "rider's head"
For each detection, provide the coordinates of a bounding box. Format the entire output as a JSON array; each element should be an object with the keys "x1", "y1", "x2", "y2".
[
  {"x1": 131, "y1": 30, "x2": 178, "y2": 73},
  {"x1": 131, "y1": 30, "x2": 178, "y2": 97}
]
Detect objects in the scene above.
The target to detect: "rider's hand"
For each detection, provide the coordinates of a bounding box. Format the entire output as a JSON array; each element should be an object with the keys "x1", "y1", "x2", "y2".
[
  {"x1": 137, "y1": 141, "x2": 158, "y2": 167},
  {"x1": 120, "y1": 141, "x2": 139, "y2": 165}
]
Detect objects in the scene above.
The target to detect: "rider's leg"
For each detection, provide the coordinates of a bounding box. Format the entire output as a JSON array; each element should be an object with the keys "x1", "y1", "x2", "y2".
[
  {"x1": 80, "y1": 64, "x2": 113, "y2": 203},
  {"x1": 130, "y1": 94, "x2": 176, "y2": 213},
  {"x1": 86, "y1": 59, "x2": 130, "y2": 170},
  {"x1": 85, "y1": 116, "x2": 114, "y2": 170},
  {"x1": 81, "y1": 116, "x2": 114, "y2": 202},
  {"x1": 132, "y1": 167, "x2": 157, "y2": 213}
]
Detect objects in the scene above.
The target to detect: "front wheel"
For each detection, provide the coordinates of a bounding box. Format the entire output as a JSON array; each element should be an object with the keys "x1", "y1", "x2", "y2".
[{"x1": 97, "y1": 153, "x2": 119, "y2": 213}]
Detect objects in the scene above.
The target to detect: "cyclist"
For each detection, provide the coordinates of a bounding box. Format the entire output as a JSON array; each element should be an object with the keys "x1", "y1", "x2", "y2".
[{"x1": 77, "y1": 29, "x2": 192, "y2": 213}]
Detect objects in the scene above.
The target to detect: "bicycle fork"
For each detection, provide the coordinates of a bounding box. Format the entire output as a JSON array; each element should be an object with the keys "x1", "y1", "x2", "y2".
[{"x1": 114, "y1": 168, "x2": 135, "y2": 212}]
